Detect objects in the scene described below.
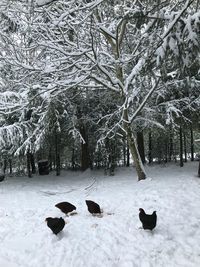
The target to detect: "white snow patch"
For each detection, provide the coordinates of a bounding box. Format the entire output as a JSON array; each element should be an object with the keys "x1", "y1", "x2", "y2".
[{"x1": 0, "y1": 162, "x2": 200, "y2": 267}]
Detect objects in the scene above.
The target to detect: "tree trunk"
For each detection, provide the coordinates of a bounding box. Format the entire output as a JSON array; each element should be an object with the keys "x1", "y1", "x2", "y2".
[
  {"x1": 48, "y1": 148, "x2": 53, "y2": 171},
  {"x1": 123, "y1": 137, "x2": 126, "y2": 166},
  {"x1": 179, "y1": 126, "x2": 184, "y2": 167},
  {"x1": 9, "y1": 159, "x2": 12, "y2": 174},
  {"x1": 100, "y1": 20, "x2": 146, "y2": 180},
  {"x1": 165, "y1": 143, "x2": 168, "y2": 163},
  {"x1": 55, "y1": 132, "x2": 61, "y2": 176},
  {"x1": 123, "y1": 112, "x2": 146, "y2": 180},
  {"x1": 190, "y1": 125, "x2": 194, "y2": 161},
  {"x1": 52, "y1": 156, "x2": 56, "y2": 170},
  {"x1": 183, "y1": 131, "x2": 187, "y2": 163},
  {"x1": 126, "y1": 141, "x2": 130, "y2": 167},
  {"x1": 30, "y1": 153, "x2": 36, "y2": 174},
  {"x1": 169, "y1": 130, "x2": 173, "y2": 162},
  {"x1": 80, "y1": 125, "x2": 90, "y2": 171},
  {"x1": 174, "y1": 143, "x2": 177, "y2": 163},
  {"x1": 128, "y1": 131, "x2": 146, "y2": 180},
  {"x1": 148, "y1": 131, "x2": 152, "y2": 164},
  {"x1": 3, "y1": 159, "x2": 7, "y2": 174},
  {"x1": 157, "y1": 138, "x2": 161, "y2": 164},
  {"x1": 56, "y1": 154, "x2": 60, "y2": 176},
  {"x1": 71, "y1": 148, "x2": 76, "y2": 170},
  {"x1": 198, "y1": 161, "x2": 200, "y2": 177},
  {"x1": 137, "y1": 131, "x2": 146, "y2": 164},
  {"x1": 27, "y1": 152, "x2": 32, "y2": 178}
]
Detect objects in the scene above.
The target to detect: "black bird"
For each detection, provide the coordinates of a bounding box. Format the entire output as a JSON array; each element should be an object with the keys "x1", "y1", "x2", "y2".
[
  {"x1": 45, "y1": 217, "x2": 65, "y2": 235},
  {"x1": 55, "y1": 202, "x2": 76, "y2": 215},
  {"x1": 85, "y1": 200, "x2": 101, "y2": 214},
  {"x1": 139, "y1": 208, "x2": 157, "y2": 230}
]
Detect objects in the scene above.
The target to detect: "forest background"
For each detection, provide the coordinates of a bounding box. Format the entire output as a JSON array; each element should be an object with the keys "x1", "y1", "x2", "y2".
[{"x1": 0, "y1": 0, "x2": 199, "y2": 180}]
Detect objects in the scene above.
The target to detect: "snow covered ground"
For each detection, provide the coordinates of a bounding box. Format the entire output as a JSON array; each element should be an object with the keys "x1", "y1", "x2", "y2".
[{"x1": 0, "y1": 162, "x2": 200, "y2": 267}]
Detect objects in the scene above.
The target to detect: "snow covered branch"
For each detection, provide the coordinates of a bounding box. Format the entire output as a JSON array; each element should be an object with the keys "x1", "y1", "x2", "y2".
[{"x1": 129, "y1": 78, "x2": 161, "y2": 124}]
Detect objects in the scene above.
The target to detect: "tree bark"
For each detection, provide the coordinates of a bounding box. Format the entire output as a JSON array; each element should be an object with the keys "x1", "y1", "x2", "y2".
[
  {"x1": 27, "y1": 152, "x2": 32, "y2": 178},
  {"x1": 71, "y1": 148, "x2": 76, "y2": 170},
  {"x1": 30, "y1": 153, "x2": 36, "y2": 174},
  {"x1": 56, "y1": 153, "x2": 60, "y2": 176},
  {"x1": 55, "y1": 132, "x2": 61, "y2": 176},
  {"x1": 9, "y1": 159, "x2": 12, "y2": 174},
  {"x1": 80, "y1": 125, "x2": 90, "y2": 171},
  {"x1": 123, "y1": 137, "x2": 126, "y2": 166},
  {"x1": 123, "y1": 110, "x2": 146, "y2": 180},
  {"x1": 190, "y1": 125, "x2": 194, "y2": 161},
  {"x1": 127, "y1": 128, "x2": 146, "y2": 180},
  {"x1": 179, "y1": 126, "x2": 184, "y2": 167},
  {"x1": 169, "y1": 130, "x2": 173, "y2": 162},
  {"x1": 3, "y1": 159, "x2": 7, "y2": 174},
  {"x1": 137, "y1": 131, "x2": 146, "y2": 164},
  {"x1": 126, "y1": 141, "x2": 130, "y2": 167},
  {"x1": 183, "y1": 131, "x2": 187, "y2": 163},
  {"x1": 48, "y1": 148, "x2": 53, "y2": 171},
  {"x1": 148, "y1": 131, "x2": 152, "y2": 164},
  {"x1": 165, "y1": 143, "x2": 168, "y2": 163},
  {"x1": 198, "y1": 161, "x2": 200, "y2": 177}
]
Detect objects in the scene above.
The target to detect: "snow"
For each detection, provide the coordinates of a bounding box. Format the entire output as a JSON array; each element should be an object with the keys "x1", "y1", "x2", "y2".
[
  {"x1": 1, "y1": 162, "x2": 200, "y2": 267},
  {"x1": 36, "y1": 0, "x2": 55, "y2": 7}
]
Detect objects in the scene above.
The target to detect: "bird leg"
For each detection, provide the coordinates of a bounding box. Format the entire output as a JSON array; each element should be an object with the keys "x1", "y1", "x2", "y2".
[
  {"x1": 68, "y1": 211, "x2": 78, "y2": 216},
  {"x1": 92, "y1": 213, "x2": 103, "y2": 218}
]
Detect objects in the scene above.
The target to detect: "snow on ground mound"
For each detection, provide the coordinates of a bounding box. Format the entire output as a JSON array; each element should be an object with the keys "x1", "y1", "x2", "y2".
[{"x1": 0, "y1": 162, "x2": 200, "y2": 267}]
